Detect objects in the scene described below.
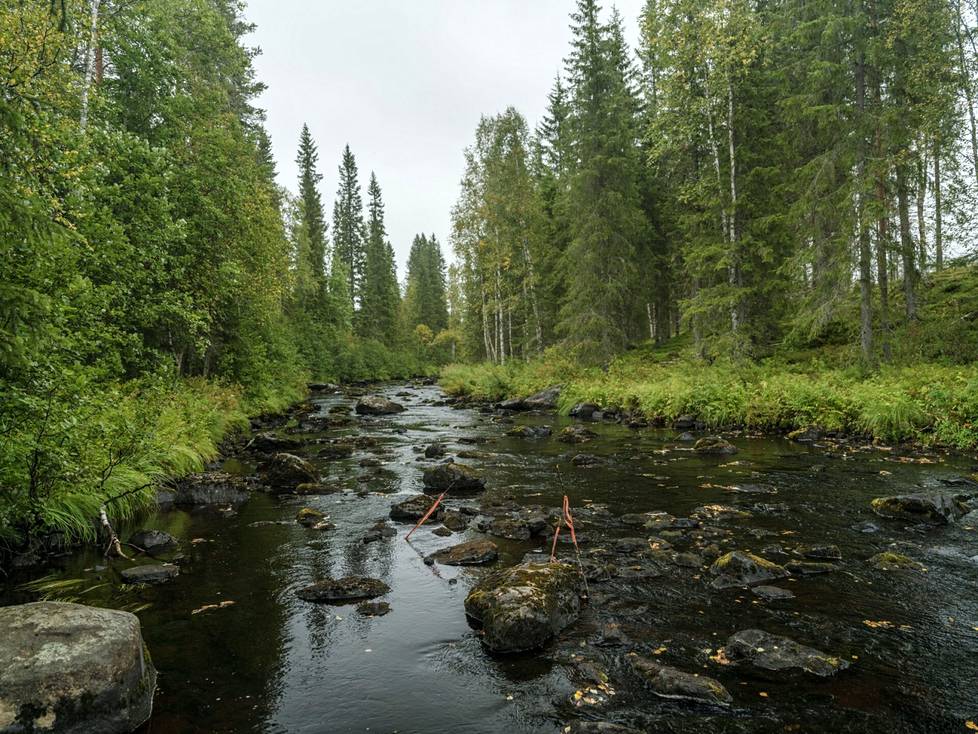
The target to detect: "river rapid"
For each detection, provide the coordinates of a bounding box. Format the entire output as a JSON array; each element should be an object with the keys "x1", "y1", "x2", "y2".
[{"x1": 3, "y1": 382, "x2": 977, "y2": 734}]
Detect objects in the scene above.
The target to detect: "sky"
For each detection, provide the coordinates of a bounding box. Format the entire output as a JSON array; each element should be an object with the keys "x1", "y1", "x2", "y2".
[{"x1": 244, "y1": 0, "x2": 644, "y2": 277}]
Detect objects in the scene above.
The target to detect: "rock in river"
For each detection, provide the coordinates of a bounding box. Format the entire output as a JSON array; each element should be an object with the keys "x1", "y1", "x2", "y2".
[
  {"x1": 629, "y1": 655, "x2": 732, "y2": 705},
  {"x1": 427, "y1": 539, "x2": 499, "y2": 566},
  {"x1": 464, "y1": 561, "x2": 583, "y2": 653},
  {"x1": 868, "y1": 551, "x2": 926, "y2": 571},
  {"x1": 260, "y1": 453, "x2": 318, "y2": 491},
  {"x1": 558, "y1": 426, "x2": 597, "y2": 444},
  {"x1": 0, "y1": 601, "x2": 157, "y2": 734},
  {"x1": 120, "y1": 564, "x2": 179, "y2": 585},
  {"x1": 128, "y1": 529, "x2": 178, "y2": 556},
  {"x1": 390, "y1": 494, "x2": 440, "y2": 522},
  {"x1": 724, "y1": 629, "x2": 849, "y2": 677},
  {"x1": 297, "y1": 576, "x2": 390, "y2": 604},
  {"x1": 871, "y1": 492, "x2": 968, "y2": 525},
  {"x1": 752, "y1": 585, "x2": 795, "y2": 601},
  {"x1": 164, "y1": 472, "x2": 252, "y2": 506},
  {"x1": 693, "y1": 436, "x2": 738, "y2": 455},
  {"x1": 422, "y1": 463, "x2": 485, "y2": 492},
  {"x1": 355, "y1": 396, "x2": 406, "y2": 415},
  {"x1": 709, "y1": 551, "x2": 789, "y2": 589}
]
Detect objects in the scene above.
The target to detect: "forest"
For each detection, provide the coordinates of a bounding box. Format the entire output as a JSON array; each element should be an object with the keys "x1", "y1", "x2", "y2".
[{"x1": 2, "y1": 0, "x2": 978, "y2": 545}]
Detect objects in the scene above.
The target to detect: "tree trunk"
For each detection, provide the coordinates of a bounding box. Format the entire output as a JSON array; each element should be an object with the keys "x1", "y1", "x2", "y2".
[
  {"x1": 726, "y1": 74, "x2": 740, "y2": 335},
  {"x1": 79, "y1": 0, "x2": 101, "y2": 131},
  {"x1": 855, "y1": 40, "x2": 874, "y2": 363},
  {"x1": 915, "y1": 144, "x2": 928, "y2": 272},
  {"x1": 896, "y1": 163, "x2": 917, "y2": 320},
  {"x1": 956, "y1": 0, "x2": 978, "y2": 188},
  {"x1": 934, "y1": 143, "x2": 944, "y2": 270}
]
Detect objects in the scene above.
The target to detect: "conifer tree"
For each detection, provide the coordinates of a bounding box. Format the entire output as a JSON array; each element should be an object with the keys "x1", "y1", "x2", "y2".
[
  {"x1": 295, "y1": 123, "x2": 327, "y2": 301},
  {"x1": 331, "y1": 144, "x2": 366, "y2": 309},
  {"x1": 358, "y1": 172, "x2": 401, "y2": 344},
  {"x1": 404, "y1": 234, "x2": 448, "y2": 334}
]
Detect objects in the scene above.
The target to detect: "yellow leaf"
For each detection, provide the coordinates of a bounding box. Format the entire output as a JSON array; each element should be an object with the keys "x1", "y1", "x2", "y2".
[{"x1": 965, "y1": 721, "x2": 978, "y2": 731}]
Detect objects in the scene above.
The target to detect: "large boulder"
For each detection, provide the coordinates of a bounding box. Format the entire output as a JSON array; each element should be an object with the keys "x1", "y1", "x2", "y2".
[
  {"x1": 260, "y1": 453, "x2": 318, "y2": 491},
  {"x1": 0, "y1": 601, "x2": 156, "y2": 733},
  {"x1": 296, "y1": 576, "x2": 390, "y2": 603},
  {"x1": 355, "y1": 396, "x2": 406, "y2": 415},
  {"x1": 709, "y1": 551, "x2": 789, "y2": 589},
  {"x1": 464, "y1": 561, "x2": 583, "y2": 653},
  {"x1": 427, "y1": 539, "x2": 498, "y2": 566},
  {"x1": 723, "y1": 629, "x2": 850, "y2": 677},
  {"x1": 629, "y1": 655, "x2": 732, "y2": 705},
  {"x1": 422, "y1": 463, "x2": 485, "y2": 493},
  {"x1": 870, "y1": 492, "x2": 968, "y2": 525},
  {"x1": 246, "y1": 432, "x2": 301, "y2": 454}
]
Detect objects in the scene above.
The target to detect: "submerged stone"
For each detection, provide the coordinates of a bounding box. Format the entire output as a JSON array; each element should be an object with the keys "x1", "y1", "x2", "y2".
[
  {"x1": 0, "y1": 601, "x2": 157, "y2": 734},
  {"x1": 356, "y1": 601, "x2": 391, "y2": 617},
  {"x1": 129, "y1": 529, "x2": 178, "y2": 556},
  {"x1": 629, "y1": 655, "x2": 732, "y2": 705},
  {"x1": 724, "y1": 629, "x2": 849, "y2": 677},
  {"x1": 709, "y1": 551, "x2": 789, "y2": 589},
  {"x1": 464, "y1": 561, "x2": 583, "y2": 653},
  {"x1": 296, "y1": 576, "x2": 390, "y2": 603},
  {"x1": 752, "y1": 585, "x2": 795, "y2": 601},
  {"x1": 390, "y1": 494, "x2": 440, "y2": 522}
]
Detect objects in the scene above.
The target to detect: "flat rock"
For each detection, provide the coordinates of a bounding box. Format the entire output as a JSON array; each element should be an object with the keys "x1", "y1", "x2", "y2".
[
  {"x1": 464, "y1": 562, "x2": 582, "y2": 653},
  {"x1": 355, "y1": 396, "x2": 406, "y2": 415},
  {"x1": 0, "y1": 601, "x2": 156, "y2": 733},
  {"x1": 724, "y1": 629, "x2": 849, "y2": 677},
  {"x1": 422, "y1": 463, "x2": 485, "y2": 492},
  {"x1": 629, "y1": 655, "x2": 732, "y2": 705},
  {"x1": 710, "y1": 551, "x2": 789, "y2": 589},
  {"x1": 296, "y1": 576, "x2": 390, "y2": 603},
  {"x1": 427, "y1": 539, "x2": 499, "y2": 566},
  {"x1": 120, "y1": 564, "x2": 179, "y2": 585}
]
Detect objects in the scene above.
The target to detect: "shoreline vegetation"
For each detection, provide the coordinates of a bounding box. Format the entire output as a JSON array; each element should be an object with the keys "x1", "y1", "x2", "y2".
[{"x1": 440, "y1": 351, "x2": 978, "y2": 452}]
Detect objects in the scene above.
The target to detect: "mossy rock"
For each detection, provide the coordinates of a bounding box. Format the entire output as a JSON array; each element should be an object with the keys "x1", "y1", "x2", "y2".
[
  {"x1": 693, "y1": 436, "x2": 738, "y2": 455},
  {"x1": 464, "y1": 562, "x2": 583, "y2": 653},
  {"x1": 868, "y1": 551, "x2": 927, "y2": 572},
  {"x1": 296, "y1": 507, "x2": 325, "y2": 527},
  {"x1": 710, "y1": 550, "x2": 789, "y2": 589}
]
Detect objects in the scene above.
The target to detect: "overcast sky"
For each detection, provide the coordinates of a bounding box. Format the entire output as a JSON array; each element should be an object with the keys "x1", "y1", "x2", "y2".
[{"x1": 244, "y1": 0, "x2": 644, "y2": 278}]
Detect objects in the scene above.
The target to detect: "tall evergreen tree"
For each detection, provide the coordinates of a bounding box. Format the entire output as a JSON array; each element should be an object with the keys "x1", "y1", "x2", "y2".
[
  {"x1": 358, "y1": 172, "x2": 401, "y2": 344},
  {"x1": 559, "y1": 0, "x2": 648, "y2": 358},
  {"x1": 331, "y1": 144, "x2": 366, "y2": 310},
  {"x1": 295, "y1": 123, "x2": 327, "y2": 304},
  {"x1": 404, "y1": 234, "x2": 449, "y2": 334}
]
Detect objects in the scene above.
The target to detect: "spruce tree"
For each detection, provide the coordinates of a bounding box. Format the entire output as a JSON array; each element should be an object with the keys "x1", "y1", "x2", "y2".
[
  {"x1": 358, "y1": 172, "x2": 401, "y2": 344},
  {"x1": 559, "y1": 0, "x2": 647, "y2": 358},
  {"x1": 295, "y1": 124, "x2": 327, "y2": 301},
  {"x1": 331, "y1": 144, "x2": 366, "y2": 310},
  {"x1": 404, "y1": 234, "x2": 449, "y2": 334}
]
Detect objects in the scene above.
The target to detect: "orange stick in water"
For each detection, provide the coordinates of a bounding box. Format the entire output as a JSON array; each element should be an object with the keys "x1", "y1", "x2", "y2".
[
  {"x1": 405, "y1": 491, "x2": 447, "y2": 541},
  {"x1": 549, "y1": 517, "x2": 563, "y2": 562}
]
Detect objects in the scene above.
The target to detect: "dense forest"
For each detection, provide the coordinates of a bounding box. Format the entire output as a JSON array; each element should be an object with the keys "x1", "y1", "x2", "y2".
[
  {"x1": 0, "y1": 0, "x2": 450, "y2": 547},
  {"x1": 2, "y1": 0, "x2": 978, "y2": 550}
]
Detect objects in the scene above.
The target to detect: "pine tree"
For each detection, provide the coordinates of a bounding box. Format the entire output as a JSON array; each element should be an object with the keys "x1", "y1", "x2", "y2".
[
  {"x1": 357, "y1": 172, "x2": 401, "y2": 343},
  {"x1": 404, "y1": 234, "x2": 448, "y2": 334},
  {"x1": 331, "y1": 144, "x2": 366, "y2": 310}
]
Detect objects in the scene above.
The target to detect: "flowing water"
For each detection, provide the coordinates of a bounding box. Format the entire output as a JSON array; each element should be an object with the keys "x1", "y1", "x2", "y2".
[{"x1": 3, "y1": 383, "x2": 978, "y2": 733}]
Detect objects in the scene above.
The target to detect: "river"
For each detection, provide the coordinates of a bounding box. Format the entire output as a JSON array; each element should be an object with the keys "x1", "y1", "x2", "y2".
[{"x1": 3, "y1": 382, "x2": 977, "y2": 733}]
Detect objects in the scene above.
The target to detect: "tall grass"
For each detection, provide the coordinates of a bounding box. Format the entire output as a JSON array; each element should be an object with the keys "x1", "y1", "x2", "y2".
[{"x1": 441, "y1": 355, "x2": 978, "y2": 450}]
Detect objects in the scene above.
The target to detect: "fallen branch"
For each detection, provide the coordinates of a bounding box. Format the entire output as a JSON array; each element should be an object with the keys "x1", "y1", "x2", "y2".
[{"x1": 99, "y1": 505, "x2": 131, "y2": 560}]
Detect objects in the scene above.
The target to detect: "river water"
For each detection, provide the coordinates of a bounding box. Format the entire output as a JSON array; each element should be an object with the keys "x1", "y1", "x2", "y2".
[{"x1": 3, "y1": 383, "x2": 977, "y2": 733}]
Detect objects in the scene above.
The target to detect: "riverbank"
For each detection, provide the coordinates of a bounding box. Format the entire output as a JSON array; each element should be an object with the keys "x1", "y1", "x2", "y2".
[{"x1": 440, "y1": 352, "x2": 978, "y2": 451}]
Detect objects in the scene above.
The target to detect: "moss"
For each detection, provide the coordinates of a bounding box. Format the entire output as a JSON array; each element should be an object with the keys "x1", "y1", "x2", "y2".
[{"x1": 869, "y1": 552, "x2": 927, "y2": 572}]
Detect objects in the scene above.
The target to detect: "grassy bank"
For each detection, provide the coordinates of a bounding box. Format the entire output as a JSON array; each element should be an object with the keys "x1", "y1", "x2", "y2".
[
  {"x1": 0, "y1": 373, "x2": 307, "y2": 552},
  {"x1": 440, "y1": 350, "x2": 978, "y2": 451}
]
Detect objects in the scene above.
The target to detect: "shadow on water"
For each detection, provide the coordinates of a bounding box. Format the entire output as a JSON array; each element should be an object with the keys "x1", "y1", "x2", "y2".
[{"x1": 3, "y1": 383, "x2": 977, "y2": 733}]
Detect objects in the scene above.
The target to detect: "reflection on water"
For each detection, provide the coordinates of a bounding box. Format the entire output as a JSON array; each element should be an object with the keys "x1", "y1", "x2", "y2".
[{"x1": 3, "y1": 384, "x2": 977, "y2": 733}]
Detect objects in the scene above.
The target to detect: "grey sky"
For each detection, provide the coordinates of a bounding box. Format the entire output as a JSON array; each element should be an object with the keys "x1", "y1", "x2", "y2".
[{"x1": 244, "y1": 0, "x2": 644, "y2": 278}]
